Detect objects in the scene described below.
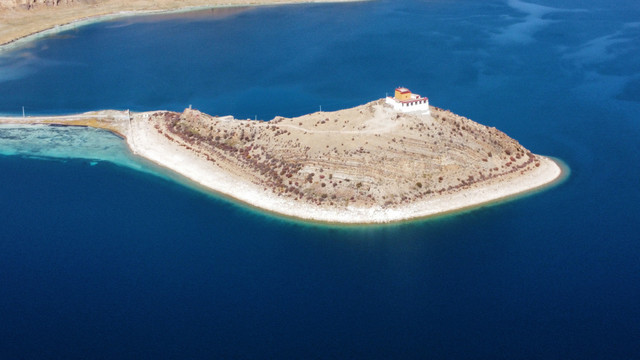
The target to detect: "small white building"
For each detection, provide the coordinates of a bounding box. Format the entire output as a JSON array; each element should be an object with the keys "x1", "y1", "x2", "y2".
[{"x1": 385, "y1": 87, "x2": 430, "y2": 114}]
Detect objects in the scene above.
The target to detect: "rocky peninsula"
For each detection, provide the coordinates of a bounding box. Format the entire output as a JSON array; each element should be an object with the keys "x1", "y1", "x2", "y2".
[
  {"x1": 0, "y1": 0, "x2": 563, "y2": 223},
  {"x1": 0, "y1": 97, "x2": 563, "y2": 223}
]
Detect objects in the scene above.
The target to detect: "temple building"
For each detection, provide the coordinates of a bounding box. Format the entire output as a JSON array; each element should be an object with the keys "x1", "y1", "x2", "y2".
[{"x1": 385, "y1": 87, "x2": 430, "y2": 114}]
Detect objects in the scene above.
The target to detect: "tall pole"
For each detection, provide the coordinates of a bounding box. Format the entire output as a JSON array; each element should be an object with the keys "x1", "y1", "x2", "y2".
[{"x1": 22, "y1": 106, "x2": 25, "y2": 118}]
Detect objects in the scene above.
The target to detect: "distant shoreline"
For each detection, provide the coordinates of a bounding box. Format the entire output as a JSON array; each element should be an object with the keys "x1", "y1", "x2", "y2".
[{"x1": 0, "y1": 0, "x2": 366, "y2": 52}]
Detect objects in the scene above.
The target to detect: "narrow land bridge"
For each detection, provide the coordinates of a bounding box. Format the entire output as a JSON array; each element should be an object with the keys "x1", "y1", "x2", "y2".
[{"x1": 0, "y1": 110, "x2": 132, "y2": 136}]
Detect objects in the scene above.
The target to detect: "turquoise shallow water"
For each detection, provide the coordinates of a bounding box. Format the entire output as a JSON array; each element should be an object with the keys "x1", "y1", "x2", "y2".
[
  {"x1": 0, "y1": 125, "x2": 140, "y2": 167},
  {"x1": 0, "y1": 0, "x2": 639, "y2": 358}
]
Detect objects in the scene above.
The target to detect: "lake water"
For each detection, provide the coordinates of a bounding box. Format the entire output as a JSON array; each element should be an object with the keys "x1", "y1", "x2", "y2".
[{"x1": 0, "y1": 0, "x2": 639, "y2": 358}]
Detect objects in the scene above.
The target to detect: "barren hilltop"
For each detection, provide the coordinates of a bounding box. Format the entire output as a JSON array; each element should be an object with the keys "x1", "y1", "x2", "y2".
[{"x1": 142, "y1": 100, "x2": 549, "y2": 209}]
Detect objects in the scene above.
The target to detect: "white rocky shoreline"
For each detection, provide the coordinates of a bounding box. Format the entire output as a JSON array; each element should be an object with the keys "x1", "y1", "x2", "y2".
[{"x1": 126, "y1": 111, "x2": 565, "y2": 224}]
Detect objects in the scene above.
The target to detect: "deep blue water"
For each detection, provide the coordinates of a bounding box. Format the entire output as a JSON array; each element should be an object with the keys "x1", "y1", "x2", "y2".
[{"x1": 1, "y1": 0, "x2": 639, "y2": 358}]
